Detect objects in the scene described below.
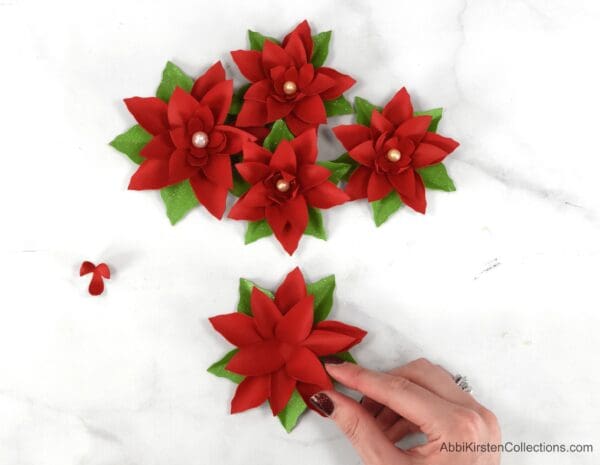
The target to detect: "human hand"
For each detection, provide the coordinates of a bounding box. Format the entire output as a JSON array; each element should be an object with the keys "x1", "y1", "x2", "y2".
[{"x1": 309, "y1": 359, "x2": 501, "y2": 465}]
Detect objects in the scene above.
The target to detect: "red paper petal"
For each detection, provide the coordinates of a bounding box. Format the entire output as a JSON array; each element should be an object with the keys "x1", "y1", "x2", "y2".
[
  {"x1": 79, "y1": 261, "x2": 95, "y2": 276},
  {"x1": 215, "y1": 125, "x2": 255, "y2": 155},
  {"x1": 168, "y1": 149, "x2": 197, "y2": 185},
  {"x1": 303, "y1": 181, "x2": 349, "y2": 209},
  {"x1": 289, "y1": 129, "x2": 317, "y2": 165},
  {"x1": 236, "y1": 162, "x2": 270, "y2": 184},
  {"x1": 189, "y1": 173, "x2": 228, "y2": 219},
  {"x1": 370, "y1": 110, "x2": 394, "y2": 135},
  {"x1": 270, "y1": 140, "x2": 297, "y2": 174},
  {"x1": 284, "y1": 112, "x2": 314, "y2": 136},
  {"x1": 128, "y1": 159, "x2": 170, "y2": 190},
  {"x1": 367, "y1": 172, "x2": 394, "y2": 202},
  {"x1": 332, "y1": 124, "x2": 372, "y2": 152},
  {"x1": 228, "y1": 194, "x2": 266, "y2": 222},
  {"x1": 94, "y1": 263, "x2": 110, "y2": 279},
  {"x1": 297, "y1": 164, "x2": 330, "y2": 190},
  {"x1": 262, "y1": 40, "x2": 292, "y2": 71},
  {"x1": 293, "y1": 95, "x2": 327, "y2": 125},
  {"x1": 301, "y1": 329, "x2": 357, "y2": 356},
  {"x1": 88, "y1": 272, "x2": 105, "y2": 296},
  {"x1": 251, "y1": 287, "x2": 282, "y2": 339},
  {"x1": 227, "y1": 340, "x2": 285, "y2": 376},
  {"x1": 275, "y1": 295, "x2": 314, "y2": 344},
  {"x1": 266, "y1": 97, "x2": 294, "y2": 121},
  {"x1": 382, "y1": 87, "x2": 414, "y2": 126},
  {"x1": 303, "y1": 71, "x2": 335, "y2": 96},
  {"x1": 167, "y1": 87, "x2": 198, "y2": 127},
  {"x1": 141, "y1": 133, "x2": 174, "y2": 160},
  {"x1": 231, "y1": 50, "x2": 266, "y2": 82},
  {"x1": 231, "y1": 375, "x2": 271, "y2": 414},
  {"x1": 124, "y1": 97, "x2": 169, "y2": 135},
  {"x1": 394, "y1": 115, "x2": 432, "y2": 145},
  {"x1": 286, "y1": 346, "x2": 330, "y2": 386},
  {"x1": 269, "y1": 368, "x2": 297, "y2": 415},
  {"x1": 241, "y1": 182, "x2": 271, "y2": 208},
  {"x1": 297, "y1": 63, "x2": 315, "y2": 89},
  {"x1": 317, "y1": 67, "x2": 356, "y2": 101},
  {"x1": 421, "y1": 132, "x2": 460, "y2": 155},
  {"x1": 191, "y1": 61, "x2": 226, "y2": 101},
  {"x1": 315, "y1": 320, "x2": 367, "y2": 346},
  {"x1": 282, "y1": 19, "x2": 313, "y2": 59},
  {"x1": 396, "y1": 170, "x2": 427, "y2": 214},
  {"x1": 242, "y1": 141, "x2": 272, "y2": 164},
  {"x1": 348, "y1": 140, "x2": 376, "y2": 167},
  {"x1": 200, "y1": 80, "x2": 233, "y2": 125},
  {"x1": 244, "y1": 80, "x2": 271, "y2": 102},
  {"x1": 203, "y1": 154, "x2": 233, "y2": 189},
  {"x1": 345, "y1": 165, "x2": 371, "y2": 200},
  {"x1": 283, "y1": 33, "x2": 308, "y2": 67},
  {"x1": 209, "y1": 313, "x2": 263, "y2": 347},
  {"x1": 274, "y1": 267, "x2": 307, "y2": 315},
  {"x1": 236, "y1": 100, "x2": 268, "y2": 127},
  {"x1": 266, "y1": 198, "x2": 308, "y2": 255}
]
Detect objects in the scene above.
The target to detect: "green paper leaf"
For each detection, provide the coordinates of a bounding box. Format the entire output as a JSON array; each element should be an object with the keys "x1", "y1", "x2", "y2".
[
  {"x1": 354, "y1": 96, "x2": 382, "y2": 126},
  {"x1": 244, "y1": 219, "x2": 272, "y2": 244},
  {"x1": 317, "y1": 161, "x2": 351, "y2": 185},
  {"x1": 371, "y1": 191, "x2": 403, "y2": 227},
  {"x1": 418, "y1": 163, "x2": 456, "y2": 191},
  {"x1": 237, "y1": 278, "x2": 274, "y2": 315},
  {"x1": 277, "y1": 390, "x2": 307, "y2": 433},
  {"x1": 333, "y1": 351, "x2": 356, "y2": 364},
  {"x1": 414, "y1": 108, "x2": 443, "y2": 133},
  {"x1": 310, "y1": 31, "x2": 332, "y2": 68},
  {"x1": 230, "y1": 84, "x2": 250, "y2": 116},
  {"x1": 159, "y1": 180, "x2": 199, "y2": 225},
  {"x1": 248, "y1": 30, "x2": 280, "y2": 51},
  {"x1": 155, "y1": 61, "x2": 193, "y2": 102},
  {"x1": 263, "y1": 119, "x2": 294, "y2": 152},
  {"x1": 324, "y1": 95, "x2": 353, "y2": 117},
  {"x1": 109, "y1": 125, "x2": 151, "y2": 165},
  {"x1": 307, "y1": 275, "x2": 335, "y2": 322},
  {"x1": 331, "y1": 153, "x2": 357, "y2": 182},
  {"x1": 207, "y1": 349, "x2": 244, "y2": 384},
  {"x1": 304, "y1": 208, "x2": 327, "y2": 240}
]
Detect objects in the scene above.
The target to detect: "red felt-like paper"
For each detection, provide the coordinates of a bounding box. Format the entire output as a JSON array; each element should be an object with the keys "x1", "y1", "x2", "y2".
[
  {"x1": 123, "y1": 62, "x2": 256, "y2": 219},
  {"x1": 229, "y1": 130, "x2": 349, "y2": 254},
  {"x1": 79, "y1": 261, "x2": 110, "y2": 296},
  {"x1": 209, "y1": 267, "x2": 366, "y2": 415},
  {"x1": 232, "y1": 20, "x2": 356, "y2": 135},
  {"x1": 333, "y1": 87, "x2": 459, "y2": 213}
]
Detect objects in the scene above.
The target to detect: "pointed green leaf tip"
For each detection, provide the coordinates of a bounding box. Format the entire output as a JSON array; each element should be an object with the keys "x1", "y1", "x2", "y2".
[
  {"x1": 244, "y1": 207, "x2": 327, "y2": 245},
  {"x1": 109, "y1": 125, "x2": 151, "y2": 164},
  {"x1": 354, "y1": 96, "x2": 382, "y2": 126},
  {"x1": 324, "y1": 95, "x2": 353, "y2": 117},
  {"x1": 277, "y1": 390, "x2": 307, "y2": 432},
  {"x1": 311, "y1": 31, "x2": 332, "y2": 68},
  {"x1": 160, "y1": 181, "x2": 199, "y2": 225},
  {"x1": 207, "y1": 349, "x2": 244, "y2": 384},
  {"x1": 371, "y1": 191, "x2": 403, "y2": 227},
  {"x1": 262, "y1": 119, "x2": 294, "y2": 152},
  {"x1": 155, "y1": 61, "x2": 193, "y2": 102},
  {"x1": 237, "y1": 278, "x2": 274, "y2": 315},
  {"x1": 418, "y1": 163, "x2": 456, "y2": 191},
  {"x1": 414, "y1": 108, "x2": 443, "y2": 133},
  {"x1": 248, "y1": 30, "x2": 280, "y2": 51},
  {"x1": 307, "y1": 275, "x2": 335, "y2": 322}
]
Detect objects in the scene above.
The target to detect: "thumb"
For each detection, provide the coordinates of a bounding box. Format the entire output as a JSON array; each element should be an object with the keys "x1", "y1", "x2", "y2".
[{"x1": 310, "y1": 390, "x2": 411, "y2": 465}]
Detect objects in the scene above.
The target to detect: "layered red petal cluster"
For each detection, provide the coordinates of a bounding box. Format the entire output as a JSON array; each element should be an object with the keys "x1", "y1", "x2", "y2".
[
  {"x1": 124, "y1": 62, "x2": 255, "y2": 218},
  {"x1": 333, "y1": 88, "x2": 460, "y2": 213},
  {"x1": 232, "y1": 20, "x2": 355, "y2": 135},
  {"x1": 209, "y1": 268, "x2": 366, "y2": 415},
  {"x1": 229, "y1": 130, "x2": 349, "y2": 254}
]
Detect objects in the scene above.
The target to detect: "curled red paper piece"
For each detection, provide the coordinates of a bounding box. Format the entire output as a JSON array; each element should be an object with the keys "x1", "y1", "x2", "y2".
[{"x1": 79, "y1": 261, "x2": 111, "y2": 296}]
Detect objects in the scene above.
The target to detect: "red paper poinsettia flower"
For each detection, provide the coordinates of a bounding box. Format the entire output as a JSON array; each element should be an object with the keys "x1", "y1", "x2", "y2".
[
  {"x1": 231, "y1": 20, "x2": 355, "y2": 135},
  {"x1": 124, "y1": 62, "x2": 255, "y2": 218},
  {"x1": 333, "y1": 88, "x2": 460, "y2": 213},
  {"x1": 79, "y1": 261, "x2": 110, "y2": 296},
  {"x1": 229, "y1": 129, "x2": 349, "y2": 254},
  {"x1": 209, "y1": 268, "x2": 366, "y2": 415}
]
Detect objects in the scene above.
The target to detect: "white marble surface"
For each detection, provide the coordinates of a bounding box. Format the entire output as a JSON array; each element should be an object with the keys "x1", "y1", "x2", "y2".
[{"x1": 1, "y1": 0, "x2": 600, "y2": 464}]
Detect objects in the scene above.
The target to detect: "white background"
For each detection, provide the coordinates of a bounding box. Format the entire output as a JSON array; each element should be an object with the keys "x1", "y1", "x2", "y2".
[{"x1": 1, "y1": 0, "x2": 600, "y2": 464}]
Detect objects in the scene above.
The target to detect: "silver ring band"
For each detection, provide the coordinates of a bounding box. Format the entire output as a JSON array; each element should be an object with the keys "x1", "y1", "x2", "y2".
[{"x1": 453, "y1": 374, "x2": 473, "y2": 393}]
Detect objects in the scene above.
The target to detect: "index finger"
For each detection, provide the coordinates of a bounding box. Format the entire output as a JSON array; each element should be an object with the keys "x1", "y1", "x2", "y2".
[{"x1": 326, "y1": 362, "x2": 456, "y2": 432}]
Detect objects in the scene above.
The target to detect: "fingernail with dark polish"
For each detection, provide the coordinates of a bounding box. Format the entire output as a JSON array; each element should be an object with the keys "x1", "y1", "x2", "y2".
[
  {"x1": 321, "y1": 355, "x2": 344, "y2": 365},
  {"x1": 310, "y1": 392, "x2": 335, "y2": 416}
]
